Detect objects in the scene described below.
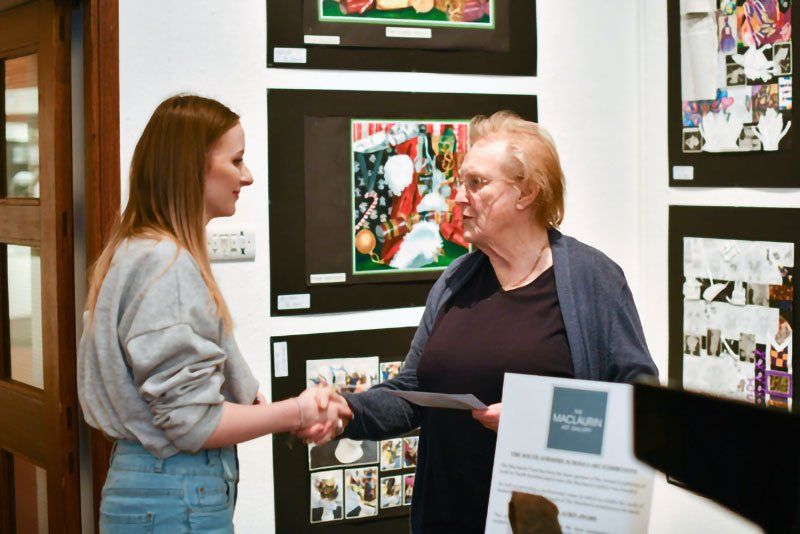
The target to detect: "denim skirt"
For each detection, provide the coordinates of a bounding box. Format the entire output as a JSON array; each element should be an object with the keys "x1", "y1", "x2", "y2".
[{"x1": 99, "y1": 440, "x2": 238, "y2": 533}]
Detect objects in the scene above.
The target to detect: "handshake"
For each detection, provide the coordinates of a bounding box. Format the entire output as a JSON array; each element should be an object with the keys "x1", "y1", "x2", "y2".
[{"x1": 291, "y1": 386, "x2": 354, "y2": 445}]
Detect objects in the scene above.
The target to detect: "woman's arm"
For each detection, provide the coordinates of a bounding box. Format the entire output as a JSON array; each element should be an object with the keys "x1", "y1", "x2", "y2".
[
  {"x1": 295, "y1": 287, "x2": 443, "y2": 445},
  {"x1": 607, "y1": 281, "x2": 659, "y2": 382},
  {"x1": 203, "y1": 387, "x2": 352, "y2": 448}
]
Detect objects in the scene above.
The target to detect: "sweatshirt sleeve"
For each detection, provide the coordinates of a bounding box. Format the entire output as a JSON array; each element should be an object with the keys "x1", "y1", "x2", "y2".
[
  {"x1": 124, "y1": 323, "x2": 226, "y2": 452},
  {"x1": 342, "y1": 271, "x2": 449, "y2": 441},
  {"x1": 120, "y1": 248, "x2": 229, "y2": 453}
]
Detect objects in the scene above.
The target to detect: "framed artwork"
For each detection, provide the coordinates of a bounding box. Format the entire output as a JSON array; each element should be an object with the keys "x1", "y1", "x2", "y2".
[
  {"x1": 351, "y1": 119, "x2": 471, "y2": 276},
  {"x1": 271, "y1": 328, "x2": 419, "y2": 532},
  {"x1": 267, "y1": 89, "x2": 537, "y2": 315},
  {"x1": 669, "y1": 206, "x2": 799, "y2": 412},
  {"x1": 668, "y1": 0, "x2": 799, "y2": 186},
  {"x1": 266, "y1": 0, "x2": 536, "y2": 75}
]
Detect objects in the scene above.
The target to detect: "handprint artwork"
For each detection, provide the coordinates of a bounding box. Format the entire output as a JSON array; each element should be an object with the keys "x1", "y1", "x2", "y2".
[{"x1": 681, "y1": 0, "x2": 792, "y2": 154}]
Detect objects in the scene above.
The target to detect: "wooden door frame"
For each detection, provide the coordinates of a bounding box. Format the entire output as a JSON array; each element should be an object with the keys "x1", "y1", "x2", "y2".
[
  {"x1": 82, "y1": 0, "x2": 120, "y2": 529},
  {"x1": 0, "y1": 0, "x2": 81, "y2": 531},
  {"x1": 0, "y1": 0, "x2": 120, "y2": 529}
]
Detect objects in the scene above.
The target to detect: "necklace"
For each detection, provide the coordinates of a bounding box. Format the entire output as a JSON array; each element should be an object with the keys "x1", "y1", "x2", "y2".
[{"x1": 507, "y1": 242, "x2": 550, "y2": 290}]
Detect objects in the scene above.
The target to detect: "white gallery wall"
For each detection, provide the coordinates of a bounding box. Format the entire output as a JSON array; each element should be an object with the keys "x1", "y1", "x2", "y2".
[{"x1": 117, "y1": 1, "x2": 772, "y2": 532}]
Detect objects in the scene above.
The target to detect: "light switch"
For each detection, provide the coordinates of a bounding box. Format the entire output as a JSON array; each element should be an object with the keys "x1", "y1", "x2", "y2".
[{"x1": 207, "y1": 226, "x2": 256, "y2": 262}]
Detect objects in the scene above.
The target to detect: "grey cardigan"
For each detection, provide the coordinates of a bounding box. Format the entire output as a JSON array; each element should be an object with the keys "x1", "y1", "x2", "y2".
[{"x1": 343, "y1": 228, "x2": 658, "y2": 440}]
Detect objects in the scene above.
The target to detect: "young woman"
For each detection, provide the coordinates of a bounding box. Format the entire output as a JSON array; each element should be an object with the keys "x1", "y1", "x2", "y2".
[{"x1": 78, "y1": 95, "x2": 350, "y2": 532}]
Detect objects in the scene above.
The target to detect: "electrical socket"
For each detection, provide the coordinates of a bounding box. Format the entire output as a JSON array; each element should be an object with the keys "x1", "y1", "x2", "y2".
[{"x1": 207, "y1": 226, "x2": 255, "y2": 262}]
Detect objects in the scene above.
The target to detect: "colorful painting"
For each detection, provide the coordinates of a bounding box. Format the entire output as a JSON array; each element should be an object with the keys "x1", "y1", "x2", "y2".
[
  {"x1": 681, "y1": 0, "x2": 792, "y2": 153},
  {"x1": 681, "y1": 237, "x2": 794, "y2": 411},
  {"x1": 352, "y1": 119, "x2": 470, "y2": 275},
  {"x1": 320, "y1": 0, "x2": 493, "y2": 28}
]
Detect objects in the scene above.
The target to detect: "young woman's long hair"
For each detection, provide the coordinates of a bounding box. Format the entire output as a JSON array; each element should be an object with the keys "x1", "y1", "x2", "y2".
[{"x1": 85, "y1": 94, "x2": 238, "y2": 331}]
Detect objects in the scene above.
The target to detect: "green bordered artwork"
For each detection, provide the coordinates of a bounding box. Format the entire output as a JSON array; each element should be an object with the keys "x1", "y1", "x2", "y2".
[
  {"x1": 320, "y1": 0, "x2": 494, "y2": 30},
  {"x1": 351, "y1": 119, "x2": 471, "y2": 276}
]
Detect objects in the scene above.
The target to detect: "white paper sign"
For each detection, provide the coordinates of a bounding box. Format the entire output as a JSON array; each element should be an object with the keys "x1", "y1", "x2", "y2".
[
  {"x1": 672, "y1": 165, "x2": 695, "y2": 181},
  {"x1": 485, "y1": 374, "x2": 654, "y2": 534},
  {"x1": 273, "y1": 341, "x2": 288, "y2": 378},
  {"x1": 309, "y1": 272, "x2": 346, "y2": 284},
  {"x1": 304, "y1": 34, "x2": 341, "y2": 45},
  {"x1": 273, "y1": 47, "x2": 307, "y2": 64},
  {"x1": 277, "y1": 293, "x2": 311, "y2": 310},
  {"x1": 386, "y1": 390, "x2": 487, "y2": 410},
  {"x1": 385, "y1": 26, "x2": 433, "y2": 39}
]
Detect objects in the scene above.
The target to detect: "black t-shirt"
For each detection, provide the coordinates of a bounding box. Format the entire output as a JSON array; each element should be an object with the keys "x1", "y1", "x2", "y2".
[{"x1": 414, "y1": 262, "x2": 573, "y2": 532}]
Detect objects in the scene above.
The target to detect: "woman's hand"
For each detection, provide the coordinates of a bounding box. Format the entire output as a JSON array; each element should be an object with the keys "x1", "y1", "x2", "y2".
[
  {"x1": 294, "y1": 386, "x2": 352, "y2": 445},
  {"x1": 472, "y1": 403, "x2": 502, "y2": 432}
]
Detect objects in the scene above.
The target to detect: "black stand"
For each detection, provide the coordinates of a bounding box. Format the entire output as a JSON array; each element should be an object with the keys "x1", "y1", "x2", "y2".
[{"x1": 633, "y1": 382, "x2": 800, "y2": 533}]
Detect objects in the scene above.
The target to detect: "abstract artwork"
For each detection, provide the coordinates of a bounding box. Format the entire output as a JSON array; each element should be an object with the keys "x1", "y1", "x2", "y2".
[
  {"x1": 669, "y1": 206, "x2": 799, "y2": 413},
  {"x1": 351, "y1": 120, "x2": 470, "y2": 274},
  {"x1": 668, "y1": 1, "x2": 798, "y2": 186},
  {"x1": 681, "y1": 237, "x2": 794, "y2": 409},
  {"x1": 319, "y1": 0, "x2": 493, "y2": 28},
  {"x1": 680, "y1": 0, "x2": 792, "y2": 154}
]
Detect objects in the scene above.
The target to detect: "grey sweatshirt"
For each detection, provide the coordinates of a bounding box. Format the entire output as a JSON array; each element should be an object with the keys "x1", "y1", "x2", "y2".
[{"x1": 78, "y1": 238, "x2": 259, "y2": 459}]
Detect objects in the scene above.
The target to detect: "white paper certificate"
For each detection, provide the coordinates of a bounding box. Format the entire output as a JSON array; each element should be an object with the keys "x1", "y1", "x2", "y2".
[
  {"x1": 385, "y1": 390, "x2": 487, "y2": 410},
  {"x1": 485, "y1": 374, "x2": 654, "y2": 534}
]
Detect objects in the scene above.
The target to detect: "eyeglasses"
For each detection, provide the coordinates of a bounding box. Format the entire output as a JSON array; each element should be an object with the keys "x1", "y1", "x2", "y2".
[
  {"x1": 455, "y1": 175, "x2": 492, "y2": 193},
  {"x1": 455, "y1": 175, "x2": 520, "y2": 194}
]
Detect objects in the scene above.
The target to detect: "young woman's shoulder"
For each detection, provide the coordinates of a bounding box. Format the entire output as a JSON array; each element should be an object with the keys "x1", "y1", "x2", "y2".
[
  {"x1": 112, "y1": 237, "x2": 218, "y2": 339},
  {"x1": 114, "y1": 237, "x2": 200, "y2": 279}
]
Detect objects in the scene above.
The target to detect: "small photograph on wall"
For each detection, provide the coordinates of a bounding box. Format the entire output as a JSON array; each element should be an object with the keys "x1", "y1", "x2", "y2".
[
  {"x1": 402, "y1": 436, "x2": 419, "y2": 468},
  {"x1": 351, "y1": 120, "x2": 470, "y2": 275},
  {"x1": 668, "y1": 0, "x2": 799, "y2": 186},
  {"x1": 309, "y1": 439, "x2": 380, "y2": 471},
  {"x1": 381, "y1": 475, "x2": 403, "y2": 509},
  {"x1": 345, "y1": 467, "x2": 380, "y2": 518},
  {"x1": 380, "y1": 361, "x2": 403, "y2": 382},
  {"x1": 380, "y1": 439, "x2": 403, "y2": 471},
  {"x1": 669, "y1": 206, "x2": 799, "y2": 413},
  {"x1": 311, "y1": 469, "x2": 344, "y2": 523},
  {"x1": 306, "y1": 356, "x2": 380, "y2": 392},
  {"x1": 403, "y1": 474, "x2": 416, "y2": 506}
]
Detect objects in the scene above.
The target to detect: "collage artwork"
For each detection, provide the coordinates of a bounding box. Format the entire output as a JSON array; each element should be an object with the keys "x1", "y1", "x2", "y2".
[
  {"x1": 681, "y1": 0, "x2": 793, "y2": 154},
  {"x1": 351, "y1": 120, "x2": 470, "y2": 275},
  {"x1": 320, "y1": 0, "x2": 493, "y2": 27},
  {"x1": 682, "y1": 237, "x2": 794, "y2": 410},
  {"x1": 306, "y1": 358, "x2": 417, "y2": 523}
]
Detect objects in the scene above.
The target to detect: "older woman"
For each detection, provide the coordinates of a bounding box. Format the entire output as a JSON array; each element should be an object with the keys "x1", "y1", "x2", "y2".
[{"x1": 301, "y1": 111, "x2": 657, "y2": 533}]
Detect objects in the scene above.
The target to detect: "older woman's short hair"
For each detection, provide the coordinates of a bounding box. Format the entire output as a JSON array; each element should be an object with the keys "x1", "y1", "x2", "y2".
[{"x1": 470, "y1": 111, "x2": 565, "y2": 228}]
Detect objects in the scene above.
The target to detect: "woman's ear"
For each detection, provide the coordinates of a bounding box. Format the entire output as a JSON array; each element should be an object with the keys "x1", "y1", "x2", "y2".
[{"x1": 515, "y1": 182, "x2": 540, "y2": 211}]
